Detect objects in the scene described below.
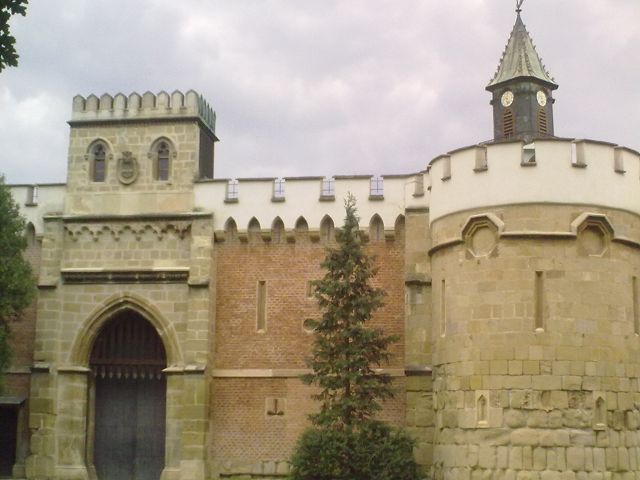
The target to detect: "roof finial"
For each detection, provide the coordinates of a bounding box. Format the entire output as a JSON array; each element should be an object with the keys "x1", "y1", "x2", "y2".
[{"x1": 516, "y1": 0, "x2": 524, "y2": 14}]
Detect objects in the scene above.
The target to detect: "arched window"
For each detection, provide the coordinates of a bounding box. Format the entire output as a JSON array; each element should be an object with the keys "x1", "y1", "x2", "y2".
[
  {"x1": 150, "y1": 138, "x2": 175, "y2": 181},
  {"x1": 88, "y1": 141, "x2": 109, "y2": 182}
]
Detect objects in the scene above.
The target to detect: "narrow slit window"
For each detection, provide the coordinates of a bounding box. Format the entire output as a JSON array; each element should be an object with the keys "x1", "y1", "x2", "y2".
[
  {"x1": 257, "y1": 280, "x2": 267, "y2": 332},
  {"x1": 477, "y1": 395, "x2": 487, "y2": 424},
  {"x1": 535, "y1": 271, "x2": 544, "y2": 331},
  {"x1": 440, "y1": 279, "x2": 446, "y2": 336},
  {"x1": 595, "y1": 396, "x2": 606, "y2": 427},
  {"x1": 633, "y1": 276, "x2": 639, "y2": 335}
]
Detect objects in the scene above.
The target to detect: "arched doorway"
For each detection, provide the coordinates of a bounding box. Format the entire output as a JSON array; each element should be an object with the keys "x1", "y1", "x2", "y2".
[{"x1": 90, "y1": 310, "x2": 167, "y2": 480}]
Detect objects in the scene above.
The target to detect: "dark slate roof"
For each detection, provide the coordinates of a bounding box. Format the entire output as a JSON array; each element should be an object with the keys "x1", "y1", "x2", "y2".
[{"x1": 487, "y1": 13, "x2": 557, "y2": 90}]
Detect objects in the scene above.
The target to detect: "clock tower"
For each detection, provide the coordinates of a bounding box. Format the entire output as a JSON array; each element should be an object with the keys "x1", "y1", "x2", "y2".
[{"x1": 486, "y1": 7, "x2": 558, "y2": 142}]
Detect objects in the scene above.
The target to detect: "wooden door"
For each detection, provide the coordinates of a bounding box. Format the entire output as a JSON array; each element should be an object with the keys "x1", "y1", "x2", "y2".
[
  {"x1": 94, "y1": 376, "x2": 166, "y2": 480},
  {"x1": 90, "y1": 311, "x2": 167, "y2": 480}
]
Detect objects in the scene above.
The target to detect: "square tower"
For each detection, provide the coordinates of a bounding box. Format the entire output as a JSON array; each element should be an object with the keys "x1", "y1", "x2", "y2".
[{"x1": 65, "y1": 90, "x2": 218, "y2": 215}]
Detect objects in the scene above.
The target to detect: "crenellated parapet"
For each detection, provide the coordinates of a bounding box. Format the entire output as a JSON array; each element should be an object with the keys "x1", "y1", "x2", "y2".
[
  {"x1": 194, "y1": 173, "x2": 427, "y2": 237},
  {"x1": 70, "y1": 90, "x2": 217, "y2": 135},
  {"x1": 428, "y1": 138, "x2": 640, "y2": 223}
]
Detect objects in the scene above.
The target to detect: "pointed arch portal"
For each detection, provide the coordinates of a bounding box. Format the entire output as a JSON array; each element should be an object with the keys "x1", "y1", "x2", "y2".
[{"x1": 90, "y1": 310, "x2": 167, "y2": 480}]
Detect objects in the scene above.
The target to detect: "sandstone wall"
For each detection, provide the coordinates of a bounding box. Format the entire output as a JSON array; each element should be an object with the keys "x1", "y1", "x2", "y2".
[{"x1": 430, "y1": 204, "x2": 640, "y2": 479}]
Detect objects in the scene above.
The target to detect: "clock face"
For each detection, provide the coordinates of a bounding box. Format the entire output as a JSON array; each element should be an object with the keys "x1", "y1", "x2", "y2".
[
  {"x1": 536, "y1": 90, "x2": 547, "y2": 106},
  {"x1": 501, "y1": 90, "x2": 514, "y2": 107}
]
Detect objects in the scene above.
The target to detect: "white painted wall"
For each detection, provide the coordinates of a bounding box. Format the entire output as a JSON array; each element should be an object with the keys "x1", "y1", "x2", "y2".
[
  {"x1": 429, "y1": 139, "x2": 640, "y2": 223},
  {"x1": 194, "y1": 174, "x2": 427, "y2": 232},
  {"x1": 9, "y1": 184, "x2": 66, "y2": 233}
]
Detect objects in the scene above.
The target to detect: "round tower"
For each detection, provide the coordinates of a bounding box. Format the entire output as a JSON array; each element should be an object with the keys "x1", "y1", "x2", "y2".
[{"x1": 428, "y1": 7, "x2": 640, "y2": 479}]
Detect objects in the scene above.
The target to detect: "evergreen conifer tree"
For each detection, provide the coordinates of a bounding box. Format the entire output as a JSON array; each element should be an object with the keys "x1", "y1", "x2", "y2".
[{"x1": 291, "y1": 194, "x2": 419, "y2": 480}]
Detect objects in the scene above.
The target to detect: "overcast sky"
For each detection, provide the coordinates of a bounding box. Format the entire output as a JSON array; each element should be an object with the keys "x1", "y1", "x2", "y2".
[{"x1": 0, "y1": 0, "x2": 638, "y2": 184}]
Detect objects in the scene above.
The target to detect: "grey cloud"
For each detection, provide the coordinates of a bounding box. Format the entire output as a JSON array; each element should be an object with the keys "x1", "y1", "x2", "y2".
[{"x1": 0, "y1": 0, "x2": 638, "y2": 183}]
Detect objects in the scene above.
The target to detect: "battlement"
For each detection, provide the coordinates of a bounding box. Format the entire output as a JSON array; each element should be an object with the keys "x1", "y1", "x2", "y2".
[
  {"x1": 70, "y1": 90, "x2": 217, "y2": 135},
  {"x1": 194, "y1": 174, "x2": 426, "y2": 234},
  {"x1": 428, "y1": 138, "x2": 640, "y2": 223}
]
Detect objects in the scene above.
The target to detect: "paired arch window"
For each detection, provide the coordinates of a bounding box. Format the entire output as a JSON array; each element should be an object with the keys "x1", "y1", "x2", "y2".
[{"x1": 86, "y1": 138, "x2": 177, "y2": 183}]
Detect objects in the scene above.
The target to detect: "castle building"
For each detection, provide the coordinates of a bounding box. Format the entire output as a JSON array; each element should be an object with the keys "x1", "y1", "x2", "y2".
[{"x1": 2, "y1": 8, "x2": 640, "y2": 480}]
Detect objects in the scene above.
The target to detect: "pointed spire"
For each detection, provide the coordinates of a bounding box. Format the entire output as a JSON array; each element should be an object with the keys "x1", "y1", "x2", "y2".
[{"x1": 486, "y1": 9, "x2": 557, "y2": 90}]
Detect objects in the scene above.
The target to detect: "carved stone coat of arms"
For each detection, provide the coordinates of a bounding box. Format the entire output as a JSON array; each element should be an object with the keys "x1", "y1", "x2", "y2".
[{"x1": 117, "y1": 151, "x2": 139, "y2": 185}]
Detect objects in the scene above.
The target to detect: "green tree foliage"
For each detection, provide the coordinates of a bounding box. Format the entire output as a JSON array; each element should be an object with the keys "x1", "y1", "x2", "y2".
[
  {"x1": 0, "y1": 0, "x2": 28, "y2": 72},
  {"x1": 0, "y1": 175, "x2": 35, "y2": 392},
  {"x1": 290, "y1": 194, "x2": 419, "y2": 480}
]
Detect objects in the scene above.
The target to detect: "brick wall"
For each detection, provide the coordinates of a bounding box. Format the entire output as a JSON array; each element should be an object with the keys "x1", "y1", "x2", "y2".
[
  {"x1": 210, "y1": 234, "x2": 407, "y2": 474},
  {"x1": 213, "y1": 238, "x2": 405, "y2": 369}
]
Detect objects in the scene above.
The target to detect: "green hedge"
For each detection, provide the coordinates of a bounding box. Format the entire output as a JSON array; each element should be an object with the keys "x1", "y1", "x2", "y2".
[{"x1": 289, "y1": 421, "x2": 419, "y2": 480}]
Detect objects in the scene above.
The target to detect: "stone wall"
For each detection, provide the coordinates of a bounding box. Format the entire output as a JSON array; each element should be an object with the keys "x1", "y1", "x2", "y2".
[
  {"x1": 429, "y1": 204, "x2": 640, "y2": 479},
  {"x1": 64, "y1": 122, "x2": 202, "y2": 215}
]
